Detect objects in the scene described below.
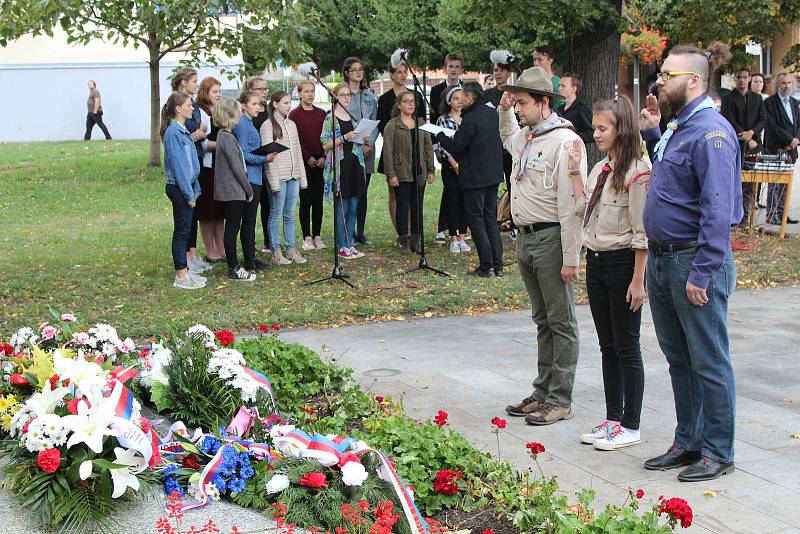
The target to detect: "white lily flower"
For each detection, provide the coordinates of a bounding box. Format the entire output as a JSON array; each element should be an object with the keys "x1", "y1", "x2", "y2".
[
  {"x1": 54, "y1": 352, "x2": 106, "y2": 396},
  {"x1": 61, "y1": 390, "x2": 118, "y2": 453},
  {"x1": 79, "y1": 459, "x2": 93, "y2": 480},
  {"x1": 25, "y1": 381, "x2": 70, "y2": 417},
  {"x1": 109, "y1": 447, "x2": 144, "y2": 498}
]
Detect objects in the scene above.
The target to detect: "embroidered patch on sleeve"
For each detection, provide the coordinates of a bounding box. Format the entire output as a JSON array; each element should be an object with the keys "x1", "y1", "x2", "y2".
[{"x1": 704, "y1": 131, "x2": 727, "y2": 140}]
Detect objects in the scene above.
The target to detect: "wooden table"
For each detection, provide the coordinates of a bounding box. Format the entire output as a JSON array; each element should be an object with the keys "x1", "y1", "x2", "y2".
[{"x1": 741, "y1": 165, "x2": 795, "y2": 239}]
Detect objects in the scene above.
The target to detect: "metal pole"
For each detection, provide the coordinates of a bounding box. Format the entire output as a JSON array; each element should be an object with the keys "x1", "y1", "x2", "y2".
[{"x1": 633, "y1": 54, "x2": 641, "y2": 112}]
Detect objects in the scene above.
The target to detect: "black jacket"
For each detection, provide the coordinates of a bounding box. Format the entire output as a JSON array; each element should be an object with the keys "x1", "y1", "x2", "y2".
[
  {"x1": 721, "y1": 90, "x2": 767, "y2": 153},
  {"x1": 556, "y1": 100, "x2": 594, "y2": 146},
  {"x1": 436, "y1": 102, "x2": 504, "y2": 190},
  {"x1": 764, "y1": 93, "x2": 800, "y2": 160}
]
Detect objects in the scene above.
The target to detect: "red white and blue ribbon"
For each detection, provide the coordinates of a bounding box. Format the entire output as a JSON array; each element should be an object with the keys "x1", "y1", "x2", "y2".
[{"x1": 241, "y1": 366, "x2": 276, "y2": 409}]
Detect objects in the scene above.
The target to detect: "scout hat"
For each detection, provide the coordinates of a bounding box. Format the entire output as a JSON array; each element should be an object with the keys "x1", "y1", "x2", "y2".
[{"x1": 503, "y1": 67, "x2": 560, "y2": 100}]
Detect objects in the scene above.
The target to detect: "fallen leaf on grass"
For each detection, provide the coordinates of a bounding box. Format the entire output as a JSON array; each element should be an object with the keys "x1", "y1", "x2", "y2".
[
  {"x1": 423, "y1": 311, "x2": 433, "y2": 318},
  {"x1": 703, "y1": 489, "x2": 719, "y2": 499}
]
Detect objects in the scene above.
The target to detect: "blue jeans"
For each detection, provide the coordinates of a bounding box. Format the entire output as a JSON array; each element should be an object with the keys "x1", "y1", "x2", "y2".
[
  {"x1": 165, "y1": 183, "x2": 194, "y2": 271},
  {"x1": 647, "y1": 248, "x2": 737, "y2": 463},
  {"x1": 335, "y1": 195, "x2": 359, "y2": 250},
  {"x1": 268, "y1": 178, "x2": 300, "y2": 250}
]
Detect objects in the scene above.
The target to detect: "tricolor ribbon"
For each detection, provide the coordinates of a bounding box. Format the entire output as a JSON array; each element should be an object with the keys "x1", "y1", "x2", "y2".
[{"x1": 241, "y1": 366, "x2": 276, "y2": 409}]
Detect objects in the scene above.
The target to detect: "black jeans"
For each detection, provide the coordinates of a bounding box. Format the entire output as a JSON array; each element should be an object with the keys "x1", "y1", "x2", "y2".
[
  {"x1": 586, "y1": 248, "x2": 644, "y2": 429},
  {"x1": 299, "y1": 164, "x2": 324, "y2": 238},
  {"x1": 395, "y1": 181, "x2": 422, "y2": 236},
  {"x1": 165, "y1": 184, "x2": 193, "y2": 271},
  {"x1": 260, "y1": 180, "x2": 271, "y2": 249},
  {"x1": 441, "y1": 163, "x2": 466, "y2": 236},
  {"x1": 356, "y1": 173, "x2": 372, "y2": 241},
  {"x1": 463, "y1": 184, "x2": 503, "y2": 271},
  {"x1": 437, "y1": 185, "x2": 448, "y2": 233},
  {"x1": 84, "y1": 111, "x2": 111, "y2": 140},
  {"x1": 224, "y1": 184, "x2": 260, "y2": 270}
]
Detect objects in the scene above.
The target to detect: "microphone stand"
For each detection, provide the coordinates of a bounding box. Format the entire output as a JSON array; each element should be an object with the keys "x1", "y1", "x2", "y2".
[
  {"x1": 304, "y1": 69, "x2": 357, "y2": 288},
  {"x1": 399, "y1": 53, "x2": 450, "y2": 277}
]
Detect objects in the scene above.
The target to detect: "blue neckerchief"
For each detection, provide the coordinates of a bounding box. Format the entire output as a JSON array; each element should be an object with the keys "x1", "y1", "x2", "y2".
[{"x1": 654, "y1": 96, "x2": 716, "y2": 161}]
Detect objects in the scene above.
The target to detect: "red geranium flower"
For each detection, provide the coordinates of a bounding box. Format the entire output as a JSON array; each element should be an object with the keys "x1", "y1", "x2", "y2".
[
  {"x1": 9, "y1": 373, "x2": 29, "y2": 386},
  {"x1": 433, "y1": 470, "x2": 462, "y2": 495},
  {"x1": 433, "y1": 410, "x2": 448, "y2": 426},
  {"x1": 490, "y1": 416, "x2": 507, "y2": 429},
  {"x1": 301, "y1": 405, "x2": 315, "y2": 416},
  {"x1": 256, "y1": 323, "x2": 270, "y2": 334},
  {"x1": 270, "y1": 323, "x2": 281, "y2": 332},
  {"x1": 215, "y1": 329, "x2": 235, "y2": 347},
  {"x1": 37, "y1": 448, "x2": 61, "y2": 473},
  {"x1": 526, "y1": 442, "x2": 545, "y2": 455},
  {"x1": 299, "y1": 472, "x2": 328, "y2": 488},
  {"x1": 357, "y1": 500, "x2": 370, "y2": 512},
  {"x1": 658, "y1": 497, "x2": 693, "y2": 528},
  {"x1": 636, "y1": 488, "x2": 645, "y2": 499}
]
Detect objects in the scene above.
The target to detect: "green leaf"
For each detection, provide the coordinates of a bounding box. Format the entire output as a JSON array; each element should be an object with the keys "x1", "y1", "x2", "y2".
[
  {"x1": 100, "y1": 469, "x2": 112, "y2": 501},
  {"x1": 92, "y1": 459, "x2": 127, "y2": 470}
]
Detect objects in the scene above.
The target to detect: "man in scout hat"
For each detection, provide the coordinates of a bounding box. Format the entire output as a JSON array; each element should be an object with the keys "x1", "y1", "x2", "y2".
[{"x1": 499, "y1": 67, "x2": 587, "y2": 425}]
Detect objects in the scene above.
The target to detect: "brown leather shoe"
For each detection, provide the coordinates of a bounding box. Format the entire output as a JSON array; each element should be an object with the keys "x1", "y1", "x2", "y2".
[
  {"x1": 506, "y1": 395, "x2": 540, "y2": 416},
  {"x1": 525, "y1": 403, "x2": 574, "y2": 425}
]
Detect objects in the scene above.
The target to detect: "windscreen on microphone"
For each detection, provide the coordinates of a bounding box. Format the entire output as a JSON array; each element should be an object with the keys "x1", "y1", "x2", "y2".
[
  {"x1": 298, "y1": 62, "x2": 318, "y2": 78},
  {"x1": 390, "y1": 48, "x2": 407, "y2": 69}
]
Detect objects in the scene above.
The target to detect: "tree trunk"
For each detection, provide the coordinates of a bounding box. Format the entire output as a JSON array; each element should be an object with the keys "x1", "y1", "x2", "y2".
[
  {"x1": 148, "y1": 41, "x2": 162, "y2": 168},
  {"x1": 567, "y1": 0, "x2": 622, "y2": 167}
]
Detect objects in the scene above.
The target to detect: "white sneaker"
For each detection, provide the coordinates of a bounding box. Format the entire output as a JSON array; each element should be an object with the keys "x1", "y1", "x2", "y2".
[
  {"x1": 189, "y1": 271, "x2": 207, "y2": 284},
  {"x1": 174, "y1": 274, "x2": 205, "y2": 289},
  {"x1": 580, "y1": 420, "x2": 617, "y2": 444},
  {"x1": 313, "y1": 236, "x2": 326, "y2": 249},
  {"x1": 228, "y1": 267, "x2": 256, "y2": 282},
  {"x1": 349, "y1": 247, "x2": 365, "y2": 259},
  {"x1": 458, "y1": 240, "x2": 471, "y2": 253},
  {"x1": 593, "y1": 426, "x2": 641, "y2": 450},
  {"x1": 302, "y1": 237, "x2": 316, "y2": 251},
  {"x1": 449, "y1": 240, "x2": 461, "y2": 254},
  {"x1": 188, "y1": 257, "x2": 210, "y2": 274},
  {"x1": 434, "y1": 231, "x2": 447, "y2": 245}
]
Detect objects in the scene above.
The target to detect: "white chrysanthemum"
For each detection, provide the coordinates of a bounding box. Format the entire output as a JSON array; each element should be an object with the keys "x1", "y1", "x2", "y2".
[
  {"x1": 9, "y1": 406, "x2": 35, "y2": 437},
  {"x1": 10, "y1": 327, "x2": 38, "y2": 350},
  {"x1": 89, "y1": 323, "x2": 120, "y2": 343},
  {"x1": 187, "y1": 324, "x2": 217, "y2": 347}
]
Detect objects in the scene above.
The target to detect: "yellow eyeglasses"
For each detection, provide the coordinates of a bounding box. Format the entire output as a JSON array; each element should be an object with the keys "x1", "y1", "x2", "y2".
[{"x1": 658, "y1": 71, "x2": 700, "y2": 82}]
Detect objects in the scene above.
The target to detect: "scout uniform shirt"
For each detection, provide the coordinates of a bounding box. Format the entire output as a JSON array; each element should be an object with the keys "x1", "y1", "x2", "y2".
[
  {"x1": 642, "y1": 95, "x2": 743, "y2": 289},
  {"x1": 576, "y1": 157, "x2": 651, "y2": 252},
  {"x1": 499, "y1": 108, "x2": 586, "y2": 267}
]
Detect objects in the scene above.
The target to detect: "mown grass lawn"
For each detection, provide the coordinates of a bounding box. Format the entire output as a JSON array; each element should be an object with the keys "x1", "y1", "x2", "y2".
[{"x1": 1, "y1": 140, "x2": 798, "y2": 338}]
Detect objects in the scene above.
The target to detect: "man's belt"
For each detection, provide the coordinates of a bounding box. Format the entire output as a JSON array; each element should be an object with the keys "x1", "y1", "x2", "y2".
[
  {"x1": 647, "y1": 240, "x2": 698, "y2": 256},
  {"x1": 517, "y1": 222, "x2": 560, "y2": 235}
]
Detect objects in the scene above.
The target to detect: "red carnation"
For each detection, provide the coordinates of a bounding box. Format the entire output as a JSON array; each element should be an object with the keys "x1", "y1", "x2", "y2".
[
  {"x1": 636, "y1": 488, "x2": 645, "y2": 499},
  {"x1": 299, "y1": 472, "x2": 328, "y2": 488},
  {"x1": 433, "y1": 410, "x2": 448, "y2": 426},
  {"x1": 659, "y1": 497, "x2": 693, "y2": 528},
  {"x1": 490, "y1": 416, "x2": 507, "y2": 429},
  {"x1": 9, "y1": 373, "x2": 29, "y2": 386},
  {"x1": 139, "y1": 417, "x2": 152, "y2": 434},
  {"x1": 182, "y1": 455, "x2": 201, "y2": 470},
  {"x1": 66, "y1": 397, "x2": 91, "y2": 415},
  {"x1": 338, "y1": 452, "x2": 361, "y2": 468},
  {"x1": 433, "y1": 470, "x2": 462, "y2": 495},
  {"x1": 525, "y1": 442, "x2": 545, "y2": 455},
  {"x1": 215, "y1": 329, "x2": 235, "y2": 347},
  {"x1": 37, "y1": 448, "x2": 61, "y2": 473},
  {"x1": 0, "y1": 343, "x2": 14, "y2": 356}
]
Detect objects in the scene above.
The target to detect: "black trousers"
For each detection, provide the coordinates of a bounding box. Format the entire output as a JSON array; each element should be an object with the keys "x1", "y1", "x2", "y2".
[
  {"x1": 84, "y1": 111, "x2": 111, "y2": 140},
  {"x1": 437, "y1": 185, "x2": 448, "y2": 233},
  {"x1": 502, "y1": 149, "x2": 514, "y2": 228},
  {"x1": 462, "y1": 184, "x2": 503, "y2": 271},
  {"x1": 299, "y1": 164, "x2": 325, "y2": 238},
  {"x1": 441, "y1": 164, "x2": 466, "y2": 236},
  {"x1": 356, "y1": 173, "x2": 372, "y2": 240},
  {"x1": 223, "y1": 184, "x2": 260, "y2": 270},
  {"x1": 586, "y1": 248, "x2": 644, "y2": 430},
  {"x1": 395, "y1": 181, "x2": 422, "y2": 236},
  {"x1": 260, "y1": 180, "x2": 271, "y2": 249}
]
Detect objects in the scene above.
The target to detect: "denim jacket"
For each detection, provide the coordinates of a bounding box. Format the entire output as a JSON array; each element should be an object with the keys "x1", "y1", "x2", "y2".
[
  {"x1": 348, "y1": 87, "x2": 378, "y2": 173},
  {"x1": 232, "y1": 115, "x2": 267, "y2": 186},
  {"x1": 163, "y1": 120, "x2": 201, "y2": 202}
]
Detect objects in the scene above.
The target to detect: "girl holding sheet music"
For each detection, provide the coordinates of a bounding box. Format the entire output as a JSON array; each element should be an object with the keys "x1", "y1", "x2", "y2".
[{"x1": 260, "y1": 90, "x2": 308, "y2": 266}]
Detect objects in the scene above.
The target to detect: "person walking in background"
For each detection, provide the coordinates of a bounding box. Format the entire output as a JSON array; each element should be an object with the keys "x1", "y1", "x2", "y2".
[
  {"x1": 639, "y1": 43, "x2": 740, "y2": 482},
  {"x1": 260, "y1": 90, "x2": 308, "y2": 266},
  {"x1": 556, "y1": 73, "x2": 595, "y2": 146},
  {"x1": 195, "y1": 77, "x2": 226, "y2": 264},
  {"x1": 343, "y1": 57, "x2": 379, "y2": 247},
  {"x1": 161, "y1": 92, "x2": 203, "y2": 290},
  {"x1": 241, "y1": 76, "x2": 272, "y2": 252},
  {"x1": 721, "y1": 68, "x2": 766, "y2": 227},
  {"x1": 233, "y1": 91, "x2": 272, "y2": 273},
  {"x1": 171, "y1": 67, "x2": 211, "y2": 275},
  {"x1": 498, "y1": 67, "x2": 586, "y2": 424},
  {"x1": 430, "y1": 53, "x2": 465, "y2": 246},
  {"x1": 437, "y1": 82, "x2": 504, "y2": 277},
  {"x1": 436, "y1": 85, "x2": 470, "y2": 254},
  {"x1": 383, "y1": 91, "x2": 436, "y2": 253},
  {"x1": 322, "y1": 84, "x2": 368, "y2": 260},
  {"x1": 213, "y1": 97, "x2": 256, "y2": 282},
  {"x1": 290, "y1": 80, "x2": 328, "y2": 251},
  {"x1": 764, "y1": 71, "x2": 800, "y2": 225},
  {"x1": 570, "y1": 95, "x2": 650, "y2": 450},
  {"x1": 377, "y1": 61, "x2": 425, "y2": 235},
  {"x1": 84, "y1": 80, "x2": 112, "y2": 140}
]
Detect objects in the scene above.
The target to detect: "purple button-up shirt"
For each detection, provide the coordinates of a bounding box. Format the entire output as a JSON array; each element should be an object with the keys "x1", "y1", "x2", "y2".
[{"x1": 642, "y1": 95, "x2": 743, "y2": 289}]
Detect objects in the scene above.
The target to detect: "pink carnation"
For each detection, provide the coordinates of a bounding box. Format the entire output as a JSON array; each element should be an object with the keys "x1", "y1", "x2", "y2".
[
  {"x1": 60, "y1": 313, "x2": 77, "y2": 323},
  {"x1": 40, "y1": 325, "x2": 58, "y2": 340}
]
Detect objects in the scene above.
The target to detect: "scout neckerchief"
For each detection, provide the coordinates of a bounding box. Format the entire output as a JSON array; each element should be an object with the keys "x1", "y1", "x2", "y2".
[{"x1": 654, "y1": 96, "x2": 716, "y2": 161}]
